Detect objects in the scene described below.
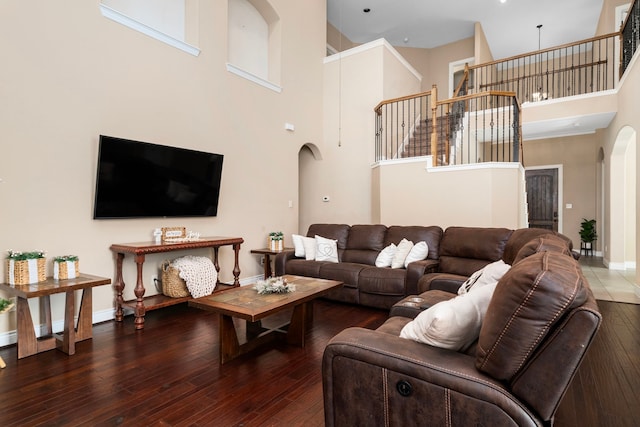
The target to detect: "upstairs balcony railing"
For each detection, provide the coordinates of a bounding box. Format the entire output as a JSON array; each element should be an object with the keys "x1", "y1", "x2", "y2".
[
  {"x1": 456, "y1": 32, "x2": 620, "y2": 103},
  {"x1": 622, "y1": 0, "x2": 640, "y2": 75},
  {"x1": 374, "y1": 86, "x2": 521, "y2": 166}
]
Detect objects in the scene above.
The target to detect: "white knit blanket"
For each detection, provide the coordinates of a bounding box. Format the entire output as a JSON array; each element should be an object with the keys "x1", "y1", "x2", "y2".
[{"x1": 171, "y1": 256, "x2": 218, "y2": 298}]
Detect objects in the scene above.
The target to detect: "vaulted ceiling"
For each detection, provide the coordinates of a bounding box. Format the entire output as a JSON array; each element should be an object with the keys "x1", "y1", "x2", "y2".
[{"x1": 327, "y1": 0, "x2": 606, "y2": 60}]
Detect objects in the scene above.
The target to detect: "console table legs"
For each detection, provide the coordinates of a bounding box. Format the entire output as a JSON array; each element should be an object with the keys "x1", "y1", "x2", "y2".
[
  {"x1": 133, "y1": 254, "x2": 146, "y2": 330},
  {"x1": 114, "y1": 252, "x2": 125, "y2": 322}
]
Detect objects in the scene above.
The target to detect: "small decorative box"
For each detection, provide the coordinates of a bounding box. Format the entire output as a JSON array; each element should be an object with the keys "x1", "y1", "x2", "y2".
[
  {"x1": 53, "y1": 256, "x2": 79, "y2": 280},
  {"x1": 6, "y1": 250, "x2": 47, "y2": 285}
]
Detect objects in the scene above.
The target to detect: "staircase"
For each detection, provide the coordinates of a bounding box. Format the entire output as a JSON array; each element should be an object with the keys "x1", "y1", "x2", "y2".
[{"x1": 399, "y1": 102, "x2": 466, "y2": 164}]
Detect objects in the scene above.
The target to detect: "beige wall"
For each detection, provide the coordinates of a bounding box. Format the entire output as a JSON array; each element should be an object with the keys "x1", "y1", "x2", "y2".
[
  {"x1": 374, "y1": 161, "x2": 525, "y2": 229},
  {"x1": 474, "y1": 23, "x2": 494, "y2": 64},
  {"x1": 600, "y1": 44, "x2": 640, "y2": 276},
  {"x1": 523, "y1": 134, "x2": 599, "y2": 248},
  {"x1": 326, "y1": 22, "x2": 356, "y2": 52},
  {"x1": 397, "y1": 37, "x2": 474, "y2": 95},
  {"x1": 0, "y1": 0, "x2": 326, "y2": 334},
  {"x1": 299, "y1": 41, "x2": 422, "y2": 234}
]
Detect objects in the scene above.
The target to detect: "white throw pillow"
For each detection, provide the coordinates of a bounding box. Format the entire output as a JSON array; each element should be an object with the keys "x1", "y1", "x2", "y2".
[
  {"x1": 315, "y1": 235, "x2": 339, "y2": 263},
  {"x1": 400, "y1": 282, "x2": 498, "y2": 351},
  {"x1": 404, "y1": 241, "x2": 429, "y2": 267},
  {"x1": 301, "y1": 236, "x2": 316, "y2": 260},
  {"x1": 375, "y1": 243, "x2": 397, "y2": 268},
  {"x1": 458, "y1": 260, "x2": 511, "y2": 295},
  {"x1": 292, "y1": 234, "x2": 306, "y2": 257},
  {"x1": 391, "y1": 238, "x2": 414, "y2": 269}
]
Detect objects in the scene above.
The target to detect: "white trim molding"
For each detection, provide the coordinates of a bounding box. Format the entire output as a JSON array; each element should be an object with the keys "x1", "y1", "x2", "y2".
[
  {"x1": 226, "y1": 63, "x2": 282, "y2": 93},
  {"x1": 100, "y1": 4, "x2": 200, "y2": 57}
]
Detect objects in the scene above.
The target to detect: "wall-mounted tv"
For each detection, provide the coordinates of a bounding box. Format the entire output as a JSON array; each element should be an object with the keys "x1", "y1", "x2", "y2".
[{"x1": 93, "y1": 135, "x2": 224, "y2": 219}]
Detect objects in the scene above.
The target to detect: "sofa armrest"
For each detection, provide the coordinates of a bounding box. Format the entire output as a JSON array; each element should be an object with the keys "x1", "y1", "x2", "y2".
[
  {"x1": 323, "y1": 327, "x2": 540, "y2": 427},
  {"x1": 418, "y1": 272, "x2": 467, "y2": 293},
  {"x1": 405, "y1": 259, "x2": 439, "y2": 295},
  {"x1": 274, "y1": 249, "x2": 297, "y2": 276}
]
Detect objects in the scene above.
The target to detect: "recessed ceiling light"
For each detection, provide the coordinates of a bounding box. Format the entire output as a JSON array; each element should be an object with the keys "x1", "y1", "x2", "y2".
[
  {"x1": 363, "y1": 8, "x2": 371, "y2": 13},
  {"x1": 500, "y1": 0, "x2": 507, "y2": 3},
  {"x1": 404, "y1": 37, "x2": 410, "y2": 43}
]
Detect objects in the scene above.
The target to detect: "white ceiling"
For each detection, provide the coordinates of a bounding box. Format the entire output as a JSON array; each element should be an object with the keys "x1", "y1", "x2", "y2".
[{"x1": 327, "y1": 0, "x2": 605, "y2": 60}]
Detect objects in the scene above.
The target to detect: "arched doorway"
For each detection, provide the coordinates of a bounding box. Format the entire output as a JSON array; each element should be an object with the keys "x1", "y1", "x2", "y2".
[
  {"x1": 298, "y1": 143, "x2": 323, "y2": 234},
  {"x1": 608, "y1": 126, "x2": 637, "y2": 270}
]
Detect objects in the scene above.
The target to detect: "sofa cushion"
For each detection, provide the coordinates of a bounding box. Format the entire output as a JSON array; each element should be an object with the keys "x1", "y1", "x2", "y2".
[
  {"x1": 391, "y1": 238, "x2": 414, "y2": 268},
  {"x1": 315, "y1": 235, "x2": 339, "y2": 263},
  {"x1": 475, "y1": 251, "x2": 589, "y2": 382},
  {"x1": 438, "y1": 227, "x2": 513, "y2": 276},
  {"x1": 346, "y1": 224, "x2": 387, "y2": 251},
  {"x1": 284, "y1": 258, "x2": 324, "y2": 277},
  {"x1": 512, "y1": 234, "x2": 572, "y2": 265},
  {"x1": 400, "y1": 281, "x2": 498, "y2": 351},
  {"x1": 385, "y1": 226, "x2": 443, "y2": 260},
  {"x1": 375, "y1": 243, "x2": 397, "y2": 267},
  {"x1": 359, "y1": 267, "x2": 407, "y2": 296},
  {"x1": 319, "y1": 262, "x2": 366, "y2": 289}
]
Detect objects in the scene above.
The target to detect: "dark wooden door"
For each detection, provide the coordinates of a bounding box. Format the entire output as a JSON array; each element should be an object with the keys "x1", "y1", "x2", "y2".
[{"x1": 526, "y1": 168, "x2": 558, "y2": 231}]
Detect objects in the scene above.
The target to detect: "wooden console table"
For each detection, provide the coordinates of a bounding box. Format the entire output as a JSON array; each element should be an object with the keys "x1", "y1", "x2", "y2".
[
  {"x1": 0, "y1": 274, "x2": 111, "y2": 359},
  {"x1": 110, "y1": 236, "x2": 243, "y2": 330}
]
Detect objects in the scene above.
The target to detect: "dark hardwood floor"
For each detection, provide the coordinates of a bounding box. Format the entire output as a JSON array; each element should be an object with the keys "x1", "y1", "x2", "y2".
[{"x1": 0, "y1": 299, "x2": 638, "y2": 426}]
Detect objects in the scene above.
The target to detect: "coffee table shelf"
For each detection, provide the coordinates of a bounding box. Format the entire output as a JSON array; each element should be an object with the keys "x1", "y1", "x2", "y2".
[{"x1": 190, "y1": 275, "x2": 343, "y2": 364}]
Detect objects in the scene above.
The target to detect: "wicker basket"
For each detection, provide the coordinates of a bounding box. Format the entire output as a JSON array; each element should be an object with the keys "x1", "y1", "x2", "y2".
[
  {"x1": 53, "y1": 260, "x2": 79, "y2": 280},
  {"x1": 161, "y1": 260, "x2": 190, "y2": 298},
  {"x1": 6, "y1": 258, "x2": 46, "y2": 285}
]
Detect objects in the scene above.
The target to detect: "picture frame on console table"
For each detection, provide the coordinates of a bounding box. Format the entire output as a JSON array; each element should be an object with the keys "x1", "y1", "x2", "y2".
[{"x1": 161, "y1": 227, "x2": 186, "y2": 242}]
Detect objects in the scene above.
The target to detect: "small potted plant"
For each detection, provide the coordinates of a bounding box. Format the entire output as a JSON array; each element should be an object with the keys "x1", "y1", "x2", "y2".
[
  {"x1": 579, "y1": 219, "x2": 597, "y2": 253},
  {"x1": 268, "y1": 231, "x2": 284, "y2": 251},
  {"x1": 6, "y1": 250, "x2": 46, "y2": 285}
]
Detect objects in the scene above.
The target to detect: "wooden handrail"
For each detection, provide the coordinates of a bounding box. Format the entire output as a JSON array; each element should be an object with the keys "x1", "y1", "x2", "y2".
[
  {"x1": 436, "y1": 90, "x2": 518, "y2": 106},
  {"x1": 468, "y1": 32, "x2": 620, "y2": 70},
  {"x1": 374, "y1": 90, "x2": 433, "y2": 114}
]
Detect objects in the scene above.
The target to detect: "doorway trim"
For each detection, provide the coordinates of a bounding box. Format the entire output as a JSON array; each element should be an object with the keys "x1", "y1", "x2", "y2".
[
  {"x1": 449, "y1": 56, "x2": 475, "y2": 97},
  {"x1": 525, "y1": 164, "x2": 564, "y2": 233}
]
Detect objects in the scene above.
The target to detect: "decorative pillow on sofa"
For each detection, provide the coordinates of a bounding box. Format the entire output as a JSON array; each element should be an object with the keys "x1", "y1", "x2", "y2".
[
  {"x1": 458, "y1": 260, "x2": 511, "y2": 295},
  {"x1": 292, "y1": 234, "x2": 306, "y2": 257},
  {"x1": 400, "y1": 282, "x2": 498, "y2": 351},
  {"x1": 302, "y1": 236, "x2": 316, "y2": 260},
  {"x1": 391, "y1": 238, "x2": 414, "y2": 269},
  {"x1": 475, "y1": 251, "x2": 588, "y2": 382},
  {"x1": 315, "y1": 235, "x2": 339, "y2": 263},
  {"x1": 375, "y1": 243, "x2": 397, "y2": 267},
  {"x1": 404, "y1": 241, "x2": 429, "y2": 267}
]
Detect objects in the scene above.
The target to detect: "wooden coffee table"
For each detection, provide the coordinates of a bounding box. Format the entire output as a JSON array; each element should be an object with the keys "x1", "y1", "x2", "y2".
[{"x1": 189, "y1": 275, "x2": 342, "y2": 364}]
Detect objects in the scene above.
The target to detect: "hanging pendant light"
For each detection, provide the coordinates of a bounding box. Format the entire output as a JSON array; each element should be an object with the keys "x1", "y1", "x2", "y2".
[{"x1": 532, "y1": 24, "x2": 548, "y2": 102}]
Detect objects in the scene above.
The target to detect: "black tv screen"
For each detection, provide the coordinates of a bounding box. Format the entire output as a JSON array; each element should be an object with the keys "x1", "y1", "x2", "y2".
[{"x1": 93, "y1": 135, "x2": 223, "y2": 219}]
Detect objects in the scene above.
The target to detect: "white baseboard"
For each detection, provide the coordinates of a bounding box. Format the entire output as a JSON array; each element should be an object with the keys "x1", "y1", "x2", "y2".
[{"x1": 0, "y1": 276, "x2": 265, "y2": 348}]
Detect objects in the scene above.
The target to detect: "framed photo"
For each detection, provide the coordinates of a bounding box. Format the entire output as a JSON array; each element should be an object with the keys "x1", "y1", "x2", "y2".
[{"x1": 161, "y1": 227, "x2": 186, "y2": 241}]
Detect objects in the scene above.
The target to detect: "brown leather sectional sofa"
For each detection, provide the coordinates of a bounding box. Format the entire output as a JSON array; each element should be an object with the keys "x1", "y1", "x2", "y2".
[
  {"x1": 275, "y1": 223, "x2": 572, "y2": 310},
  {"x1": 320, "y1": 226, "x2": 601, "y2": 426}
]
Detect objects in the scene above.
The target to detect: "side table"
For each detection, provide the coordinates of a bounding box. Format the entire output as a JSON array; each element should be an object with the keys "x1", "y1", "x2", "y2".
[
  {"x1": 251, "y1": 248, "x2": 292, "y2": 278},
  {"x1": 0, "y1": 274, "x2": 111, "y2": 359}
]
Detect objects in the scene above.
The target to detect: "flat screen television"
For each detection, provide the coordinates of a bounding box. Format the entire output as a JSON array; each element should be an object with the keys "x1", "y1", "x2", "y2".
[{"x1": 93, "y1": 135, "x2": 224, "y2": 219}]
